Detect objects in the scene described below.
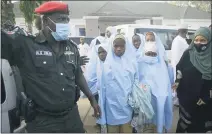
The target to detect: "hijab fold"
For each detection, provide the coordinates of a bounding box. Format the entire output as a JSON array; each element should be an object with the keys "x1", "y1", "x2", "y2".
[
  {"x1": 85, "y1": 43, "x2": 108, "y2": 95},
  {"x1": 129, "y1": 34, "x2": 145, "y2": 61},
  {"x1": 189, "y1": 27, "x2": 212, "y2": 80},
  {"x1": 137, "y1": 32, "x2": 173, "y2": 132},
  {"x1": 97, "y1": 34, "x2": 138, "y2": 125}
]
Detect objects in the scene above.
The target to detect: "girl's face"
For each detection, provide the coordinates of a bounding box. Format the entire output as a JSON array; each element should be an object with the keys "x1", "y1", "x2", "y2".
[
  {"x1": 145, "y1": 33, "x2": 155, "y2": 42},
  {"x1": 145, "y1": 33, "x2": 157, "y2": 57},
  {"x1": 132, "y1": 35, "x2": 141, "y2": 49},
  {"x1": 106, "y1": 30, "x2": 112, "y2": 38},
  {"x1": 113, "y1": 38, "x2": 126, "y2": 57},
  {"x1": 98, "y1": 47, "x2": 107, "y2": 61},
  {"x1": 193, "y1": 35, "x2": 209, "y2": 52},
  {"x1": 194, "y1": 35, "x2": 208, "y2": 47}
]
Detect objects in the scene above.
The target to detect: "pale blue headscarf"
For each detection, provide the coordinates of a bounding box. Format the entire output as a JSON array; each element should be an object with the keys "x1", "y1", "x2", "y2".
[
  {"x1": 137, "y1": 32, "x2": 173, "y2": 133},
  {"x1": 89, "y1": 36, "x2": 107, "y2": 51},
  {"x1": 129, "y1": 34, "x2": 145, "y2": 60},
  {"x1": 97, "y1": 34, "x2": 138, "y2": 125},
  {"x1": 85, "y1": 43, "x2": 108, "y2": 95},
  {"x1": 86, "y1": 35, "x2": 110, "y2": 89},
  {"x1": 105, "y1": 26, "x2": 117, "y2": 39}
]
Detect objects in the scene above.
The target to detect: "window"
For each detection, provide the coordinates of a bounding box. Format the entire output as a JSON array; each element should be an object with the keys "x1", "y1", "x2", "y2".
[
  {"x1": 157, "y1": 32, "x2": 169, "y2": 50},
  {"x1": 79, "y1": 28, "x2": 86, "y2": 36}
]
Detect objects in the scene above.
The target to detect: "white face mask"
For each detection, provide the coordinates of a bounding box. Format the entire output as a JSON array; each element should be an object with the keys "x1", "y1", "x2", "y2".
[
  {"x1": 144, "y1": 41, "x2": 157, "y2": 53},
  {"x1": 48, "y1": 17, "x2": 70, "y2": 41}
]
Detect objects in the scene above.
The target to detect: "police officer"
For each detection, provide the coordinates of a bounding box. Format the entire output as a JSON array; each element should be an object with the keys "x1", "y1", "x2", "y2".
[{"x1": 2, "y1": 1, "x2": 100, "y2": 133}]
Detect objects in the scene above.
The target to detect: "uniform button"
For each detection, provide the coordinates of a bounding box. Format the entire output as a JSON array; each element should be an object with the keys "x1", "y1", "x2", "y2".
[
  {"x1": 60, "y1": 73, "x2": 63, "y2": 75},
  {"x1": 62, "y1": 88, "x2": 64, "y2": 91},
  {"x1": 43, "y1": 61, "x2": 47, "y2": 64}
]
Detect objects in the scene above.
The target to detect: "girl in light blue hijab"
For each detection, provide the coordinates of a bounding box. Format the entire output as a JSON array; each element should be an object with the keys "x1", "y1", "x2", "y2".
[
  {"x1": 85, "y1": 43, "x2": 109, "y2": 97},
  {"x1": 130, "y1": 33, "x2": 145, "y2": 60},
  {"x1": 85, "y1": 37, "x2": 109, "y2": 98},
  {"x1": 85, "y1": 43, "x2": 108, "y2": 132},
  {"x1": 97, "y1": 34, "x2": 139, "y2": 133},
  {"x1": 137, "y1": 32, "x2": 173, "y2": 133}
]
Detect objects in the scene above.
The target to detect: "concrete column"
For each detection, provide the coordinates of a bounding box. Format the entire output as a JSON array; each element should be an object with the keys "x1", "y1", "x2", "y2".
[{"x1": 83, "y1": 16, "x2": 99, "y2": 37}]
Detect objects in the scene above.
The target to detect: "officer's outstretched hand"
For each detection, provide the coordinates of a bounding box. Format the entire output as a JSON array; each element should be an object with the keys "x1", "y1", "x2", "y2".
[
  {"x1": 80, "y1": 56, "x2": 89, "y2": 66},
  {"x1": 90, "y1": 98, "x2": 101, "y2": 118}
]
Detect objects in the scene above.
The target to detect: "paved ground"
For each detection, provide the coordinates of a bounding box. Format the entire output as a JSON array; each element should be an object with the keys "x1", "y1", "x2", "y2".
[
  {"x1": 77, "y1": 98, "x2": 179, "y2": 133},
  {"x1": 14, "y1": 98, "x2": 179, "y2": 133}
]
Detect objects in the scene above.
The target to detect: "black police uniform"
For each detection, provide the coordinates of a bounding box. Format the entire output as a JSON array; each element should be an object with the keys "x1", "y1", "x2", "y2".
[{"x1": 2, "y1": 30, "x2": 85, "y2": 133}]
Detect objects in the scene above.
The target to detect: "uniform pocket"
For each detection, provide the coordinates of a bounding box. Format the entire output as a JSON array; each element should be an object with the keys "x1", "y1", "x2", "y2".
[
  {"x1": 64, "y1": 72, "x2": 75, "y2": 81},
  {"x1": 34, "y1": 56, "x2": 54, "y2": 75},
  {"x1": 34, "y1": 56, "x2": 54, "y2": 68}
]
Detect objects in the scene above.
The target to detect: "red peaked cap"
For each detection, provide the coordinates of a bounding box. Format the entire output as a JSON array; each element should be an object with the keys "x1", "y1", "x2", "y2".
[{"x1": 34, "y1": 1, "x2": 68, "y2": 14}]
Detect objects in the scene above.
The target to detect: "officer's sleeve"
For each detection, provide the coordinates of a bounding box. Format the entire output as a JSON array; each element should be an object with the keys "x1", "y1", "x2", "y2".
[
  {"x1": 11, "y1": 35, "x2": 25, "y2": 67},
  {"x1": 1, "y1": 31, "x2": 24, "y2": 66},
  {"x1": 1, "y1": 31, "x2": 13, "y2": 62}
]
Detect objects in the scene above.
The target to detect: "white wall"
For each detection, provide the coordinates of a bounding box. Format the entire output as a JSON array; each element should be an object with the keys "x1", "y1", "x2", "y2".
[
  {"x1": 135, "y1": 18, "x2": 211, "y2": 29},
  {"x1": 84, "y1": 17, "x2": 99, "y2": 37},
  {"x1": 16, "y1": 17, "x2": 211, "y2": 37},
  {"x1": 99, "y1": 21, "x2": 135, "y2": 33},
  {"x1": 69, "y1": 19, "x2": 85, "y2": 26},
  {"x1": 182, "y1": 19, "x2": 211, "y2": 29},
  {"x1": 70, "y1": 25, "x2": 85, "y2": 37},
  {"x1": 135, "y1": 19, "x2": 150, "y2": 25},
  {"x1": 69, "y1": 19, "x2": 85, "y2": 37},
  {"x1": 163, "y1": 19, "x2": 181, "y2": 26}
]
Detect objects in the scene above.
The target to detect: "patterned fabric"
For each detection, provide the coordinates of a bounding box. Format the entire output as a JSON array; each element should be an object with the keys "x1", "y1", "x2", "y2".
[{"x1": 128, "y1": 80, "x2": 154, "y2": 129}]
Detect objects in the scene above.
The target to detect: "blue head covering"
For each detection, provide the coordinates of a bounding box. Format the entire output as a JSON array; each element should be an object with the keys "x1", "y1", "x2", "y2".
[
  {"x1": 129, "y1": 34, "x2": 145, "y2": 60},
  {"x1": 85, "y1": 35, "x2": 109, "y2": 92},
  {"x1": 106, "y1": 26, "x2": 117, "y2": 39},
  {"x1": 104, "y1": 34, "x2": 138, "y2": 81},
  {"x1": 96, "y1": 43, "x2": 109, "y2": 91},
  {"x1": 86, "y1": 35, "x2": 110, "y2": 81},
  {"x1": 97, "y1": 34, "x2": 138, "y2": 125},
  {"x1": 85, "y1": 43, "x2": 108, "y2": 95},
  {"x1": 89, "y1": 36, "x2": 108, "y2": 53},
  {"x1": 137, "y1": 32, "x2": 173, "y2": 132}
]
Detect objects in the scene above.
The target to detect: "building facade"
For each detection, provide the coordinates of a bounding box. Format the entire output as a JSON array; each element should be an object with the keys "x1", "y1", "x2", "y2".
[{"x1": 14, "y1": 1, "x2": 211, "y2": 37}]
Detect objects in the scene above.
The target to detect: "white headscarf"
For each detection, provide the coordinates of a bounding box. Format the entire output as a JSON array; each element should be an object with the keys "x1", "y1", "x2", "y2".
[
  {"x1": 89, "y1": 36, "x2": 107, "y2": 52},
  {"x1": 129, "y1": 34, "x2": 145, "y2": 60},
  {"x1": 137, "y1": 32, "x2": 173, "y2": 132},
  {"x1": 97, "y1": 34, "x2": 138, "y2": 125},
  {"x1": 85, "y1": 43, "x2": 108, "y2": 95},
  {"x1": 106, "y1": 26, "x2": 117, "y2": 38}
]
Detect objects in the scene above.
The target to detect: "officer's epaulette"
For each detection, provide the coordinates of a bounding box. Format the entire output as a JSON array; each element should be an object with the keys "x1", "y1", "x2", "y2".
[
  {"x1": 4, "y1": 27, "x2": 36, "y2": 40},
  {"x1": 18, "y1": 29, "x2": 36, "y2": 39}
]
